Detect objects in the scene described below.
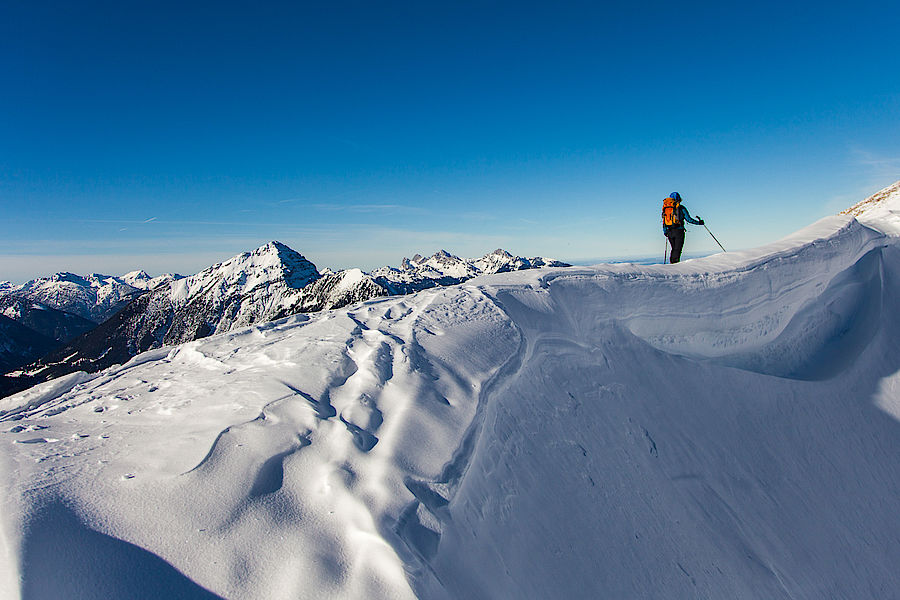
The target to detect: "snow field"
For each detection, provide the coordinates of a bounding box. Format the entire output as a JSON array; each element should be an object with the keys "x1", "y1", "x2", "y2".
[
  {"x1": 1, "y1": 285, "x2": 521, "y2": 599},
  {"x1": 3, "y1": 182, "x2": 900, "y2": 598},
  {"x1": 419, "y1": 238, "x2": 900, "y2": 597}
]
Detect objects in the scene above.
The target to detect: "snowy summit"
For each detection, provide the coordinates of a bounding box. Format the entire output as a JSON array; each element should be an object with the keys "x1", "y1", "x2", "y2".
[{"x1": 3, "y1": 182, "x2": 900, "y2": 598}]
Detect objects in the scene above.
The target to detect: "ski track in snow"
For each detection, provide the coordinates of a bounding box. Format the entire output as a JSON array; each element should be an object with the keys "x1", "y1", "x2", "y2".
[{"x1": 3, "y1": 191, "x2": 900, "y2": 598}]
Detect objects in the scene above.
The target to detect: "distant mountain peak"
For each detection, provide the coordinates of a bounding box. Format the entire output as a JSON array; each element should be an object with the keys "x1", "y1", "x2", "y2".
[
  {"x1": 169, "y1": 243, "x2": 320, "y2": 308},
  {"x1": 244, "y1": 240, "x2": 307, "y2": 264},
  {"x1": 48, "y1": 272, "x2": 93, "y2": 286},
  {"x1": 259, "y1": 240, "x2": 292, "y2": 252},
  {"x1": 371, "y1": 248, "x2": 569, "y2": 296}
]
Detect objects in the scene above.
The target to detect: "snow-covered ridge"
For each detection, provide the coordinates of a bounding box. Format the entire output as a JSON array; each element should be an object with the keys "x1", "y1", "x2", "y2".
[
  {"x1": 841, "y1": 180, "x2": 900, "y2": 235},
  {"x1": 3, "y1": 182, "x2": 900, "y2": 598},
  {"x1": 841, "y1": 179, "x2": 900, "y2": 216}
]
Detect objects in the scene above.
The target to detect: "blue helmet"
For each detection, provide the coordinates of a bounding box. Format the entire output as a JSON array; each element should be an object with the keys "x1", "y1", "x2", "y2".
[{"x1": 670, "y1": 192, "x2": 681, "y2": 201}]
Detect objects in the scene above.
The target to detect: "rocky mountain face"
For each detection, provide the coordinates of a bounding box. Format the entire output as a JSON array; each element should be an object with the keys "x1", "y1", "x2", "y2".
[
  {"x1": 160, "y1": 241, "x2": 321, "y2": 340},
  {"x1": 0, "y1": 295, "x2": 97, "y2": 344},
  {"x1": 291, "y1": 268, "x2": 387, "y2": 313},
  {"x1": 1, "y1": 243, "x2": 568, "y2": 398}
]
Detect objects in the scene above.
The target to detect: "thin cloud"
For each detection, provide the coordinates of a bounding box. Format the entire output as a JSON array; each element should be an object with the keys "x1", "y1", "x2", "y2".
[
  {"x1": 75, "y1": 218, "x2": 334, "y2": 229},
  {"x1": 143, "y1": 217, "x2": 157, "y2": 223},
  {"x1": 838, "y1": 148, "x2": 900, "y2": 212},
  {"x1": 460, "y1": 212, "x2": 499, "y2": 222},
  {"x1": 326, "y1": 135, "x2": 365, "y2": 151},
  {"x1": 851, "y1": 148, "x2": 900, "y2": 180},
  {"x1": 309, "y1": 203, "x2": 419, "y2": 214}
]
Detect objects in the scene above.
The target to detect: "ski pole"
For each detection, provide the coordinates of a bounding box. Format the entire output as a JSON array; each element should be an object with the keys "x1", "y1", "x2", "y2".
[
  {"x1": 704, "y1": 224, "x2": 726, "y2": 252},
  {"x1": 664, "y1": 237, "x2": 669, "y2": 264}
]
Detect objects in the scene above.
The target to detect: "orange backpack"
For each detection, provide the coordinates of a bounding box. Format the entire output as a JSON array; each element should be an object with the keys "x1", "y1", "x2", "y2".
[{"x1": 661, "y1": 197, "x2": 681, "y2": 228}]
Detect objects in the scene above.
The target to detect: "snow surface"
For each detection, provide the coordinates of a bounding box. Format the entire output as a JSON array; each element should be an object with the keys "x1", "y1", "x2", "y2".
[
  {"x1": 843, "y1": 180, "x2": 900, "y2": 235},
  {"x1": 3, "y1": 183, "x2": 900, "y2": 598}
]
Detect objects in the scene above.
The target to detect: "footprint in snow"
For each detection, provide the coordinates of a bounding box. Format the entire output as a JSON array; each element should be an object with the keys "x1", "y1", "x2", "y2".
[
  {"x1": 339, "y1": 415, "x2": 378, "y2": 452},
  {"x1": 7, "y1": 424, "x2": 50, "y2": 433}
]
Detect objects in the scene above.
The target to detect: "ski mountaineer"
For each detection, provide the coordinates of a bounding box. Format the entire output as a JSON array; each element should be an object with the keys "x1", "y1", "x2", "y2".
[{"x1": 661, "y1": 192, "x2": 704, "y2": 264}]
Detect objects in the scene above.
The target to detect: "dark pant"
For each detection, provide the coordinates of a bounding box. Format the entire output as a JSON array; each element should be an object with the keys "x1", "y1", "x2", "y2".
[{"x1": 666, "y1": 228, "x2": 685, "y2": 263}]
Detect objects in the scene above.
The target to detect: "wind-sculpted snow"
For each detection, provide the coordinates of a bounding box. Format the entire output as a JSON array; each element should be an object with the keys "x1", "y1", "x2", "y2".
[
  {"x1": 0, "y1": 287, "x2": 522, "y2": 599},
  {"x1": 526, "y1": 216, "x2": 889, "y2": 379},
  {"x1": 2, "y1": 183, "x2": 900, "y2": 598}
]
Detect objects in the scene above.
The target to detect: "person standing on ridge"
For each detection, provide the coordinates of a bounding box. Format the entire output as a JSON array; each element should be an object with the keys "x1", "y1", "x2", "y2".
[{"x1": 661, "y1": 192, "x2": 704, "y2": 263}]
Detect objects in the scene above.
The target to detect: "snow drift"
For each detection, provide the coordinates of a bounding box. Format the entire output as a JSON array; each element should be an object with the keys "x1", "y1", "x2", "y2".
[{"x1": 2, "y1": 182, "x2": 900, "y2": 599}]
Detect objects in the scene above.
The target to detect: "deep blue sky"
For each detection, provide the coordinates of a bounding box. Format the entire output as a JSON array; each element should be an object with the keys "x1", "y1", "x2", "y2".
[{"x1": 2, "y1": 0, "x2": 899, "y2": 281}]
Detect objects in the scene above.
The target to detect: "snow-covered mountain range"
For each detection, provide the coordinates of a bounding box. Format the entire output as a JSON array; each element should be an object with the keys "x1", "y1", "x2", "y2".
[
  {"x1": 0, "y1": 272, "x2": 179, "y2": 376},
  {"x1": 3, "y1": 181, "x2": 900, "y2": 599},
  {"x1": 372, "y1": 248, "x2": 566, "y2": 294},
  {"x1": 0, "y1": 246, "x2": 568, "y2": 396},
  {"x1": 0, "y1": 270, "x2": 180, "y2": 324}
]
